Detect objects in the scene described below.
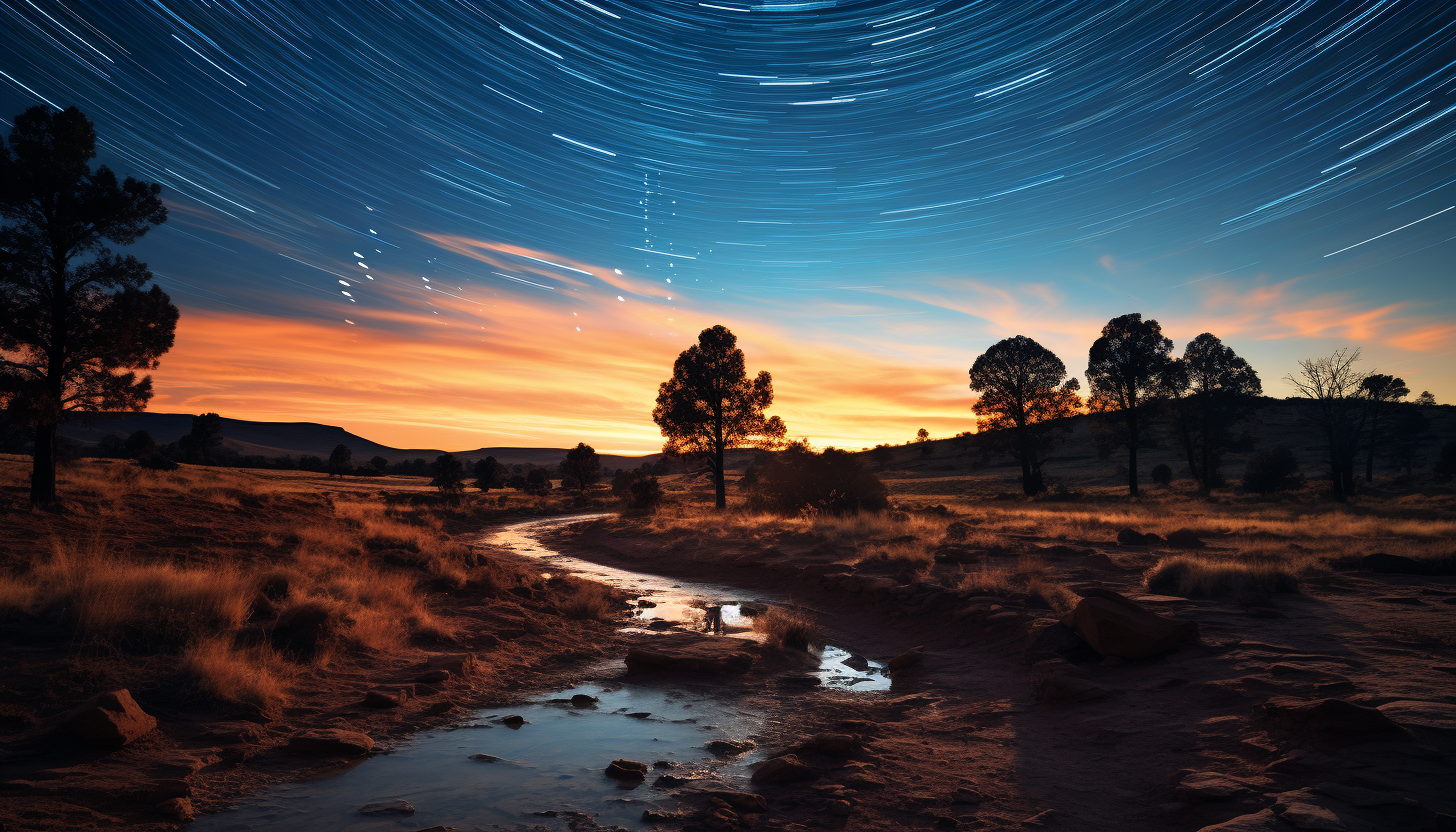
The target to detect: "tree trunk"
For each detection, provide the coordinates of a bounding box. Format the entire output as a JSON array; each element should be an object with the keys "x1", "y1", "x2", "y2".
[
  {"x1": 1020, "y1": 454, "x2": 1035, "y2": 496},
  {"x1": 1126, "y1": 406, "x2": 1139, "y2": 497},
  {"x1": 30, "y1": 422, "x2": 57, "y2": 505},
  {"x1": 713, "y1": 446, "x2": 726, "y2": 509},
  {"x1": 1365, "y1": 409, "x2": 1379, "y2": 483}
]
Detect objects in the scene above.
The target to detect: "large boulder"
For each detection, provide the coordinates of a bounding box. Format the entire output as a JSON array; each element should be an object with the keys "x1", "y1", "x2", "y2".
[
  {"x1": 751, "y1": 754, "x2": 820, "y2": 785},
  {"x1": 286, "y1": 728, "x2": 375, "y2": 756},
  {"x1": 1060, "y1": 589, "x2": 1197, "y2": 659},
  {"x1": 606, "y1": 759, "x2": 648, "y2": 780},
  {"x1": 63, "y1": 689, "x2": 157, "y2": 748},
  {"x1": 626, "y1": 634, "x2": 755, "y2": 674}
]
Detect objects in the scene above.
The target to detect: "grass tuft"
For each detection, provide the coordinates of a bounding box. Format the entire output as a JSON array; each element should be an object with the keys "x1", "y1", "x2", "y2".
[
  {"x1": 1145, "y1": 555, "x2": 1300, "y2": 599},
  {"x1": 752, "y1": 605, "x2": 822, "y2": 651}
]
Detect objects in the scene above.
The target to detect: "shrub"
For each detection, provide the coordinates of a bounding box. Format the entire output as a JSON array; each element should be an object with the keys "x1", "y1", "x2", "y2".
[
  {"x1": 1242, "y1": 446, "x2": 1302, "y2": 493},
  {"x1": 1151, "y1": 464, "x2": 1173, "y2": 486},
  {"x1": 1145, "y1": 555, "x2": 1299, "y2": 599},
  {"x1": 752, "y1": 606, "x2": 821, "y2": 651},
  {"x1": 628, "y1": 476, "x2": 664, "y2": 511},
  {"x1": 746, "y1": 443, "x2": 889, "y2": 516},
  {"x1": 557, "y1": 577, "x2": 617, "y2": 621},
  {"x1": 1435, "y1": 440, "x2": 1456, "y2": 481},
  {"x1": 137, "y1": 452, "x2": 178, "y2": 471}
]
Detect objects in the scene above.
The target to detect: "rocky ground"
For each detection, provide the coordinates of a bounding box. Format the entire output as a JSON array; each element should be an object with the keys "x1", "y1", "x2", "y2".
[{"x1": 537, "y1": 515, "x2": 1456, "y2": 832}]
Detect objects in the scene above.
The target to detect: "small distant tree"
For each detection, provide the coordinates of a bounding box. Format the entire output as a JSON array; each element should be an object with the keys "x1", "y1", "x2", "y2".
[
  {"x1": 1383, "y1": 405, "x2": 1430, "y2": 477},
  {"x1": 0, "y1": 106, "x2": 177, "y2": 504},
  {"x1": 916, "y1": 428, "x2": 930, "y2": 443},
  {"x1": 327, "y1": 444, "x2": 353, "y2": 477},
  {"x1": 1151, "y1": 464, "x2": 1173, "y2": 486},
  {"x1": 1415, "y1": 391, "x2": 1437, "y2": 407},
  {"x1": 1359, "y1": 374, "x2": 1408, "y2": 482},
  {"x1": 745, "y1": 441, "x2": 889, "y2": 516},
  {"x1": 506, "y1": 473, "x2": 527, "y2": 490},
  {"x1": 473, "y1": 455, "x2": 504, "y2": 491},
  {"x1": 123, "y1": 429, "x2": 156, "y2": 458},
  {"x1": 1163, "y1": 333, "x2": 1262, "y2": 494},
  {"x1": 628, "y1": 475, "x2": 664, "y2": 511},
  {"x1": 178, "y1": 412, "x2": 225, "y2": 464},
  {"x1": 297, "y1": 454, "x2": 323, "y2": 472},
  {"x1": 1286, "y1": 348, "x2": 1369, "y2": 500},
  {"x1": 1087, "y1": 314, "x2": 1176, "y2": 497},
  {"x1": 1242, "y1": 446, "x2": 1302, "y2": 494},
  {"x1": 368, "y1": 455, "x2": 388, "y2": 473},
  {"x1": 653, "y1": 325, "x2": 786, "y2": 509},
  {"x1": 560, "y1": 442, "x2": 601, "y2": 493},
  {"x1": 869, "y1": 444, "x2": 894, "y2": 470},
  {"x1": 524, "y1": 468, "x2": 552, "y2": 494},
  {"x1": 430, "y1": 452, "x2": 465, "y2": 498},
  {"x1": 969, "y1": 335, "x2": 1081, "y2": 495}
]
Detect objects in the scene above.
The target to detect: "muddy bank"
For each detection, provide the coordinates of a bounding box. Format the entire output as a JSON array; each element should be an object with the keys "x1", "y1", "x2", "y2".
[{"x1": 540, "y1": 515, "x2": 1456, "y2": 831}]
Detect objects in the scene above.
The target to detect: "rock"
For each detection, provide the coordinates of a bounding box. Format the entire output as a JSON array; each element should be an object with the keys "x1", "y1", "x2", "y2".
[
  {"x1": 1166, "y1": 528, "x2": 1206, "y2": 548},
  {"x1": 427, "y1": 700, "x2": 457, "y2": 714},
  {"x1": 359, "y1": 799, "x2": 416, "y2": 816},
  {"x1": 951, "y1": 787, "x2": 985, "y2": 804},
  {"x1": 286, "y1": 728, "x2": 374, "y2": 756},
  {"x1": 824, "y1": 799, "x2": 852, "y2": 816},
  {"x1": 1176, "y1": 771, "x2": 1264, "y2": 803},
  {"x1": 944, "y1": 522, "x2": 972, "y2": 542},
  {"x1": 1311, "y1": 782, "x2": 1405, "y2": 808},
  {"x1": 193, "y1": 721, "x2": 266, "y2": 745},
  {"x1": 706, "y1": 739, "x2": 755, "y2": 756},
  {"x1": 794, "y1": 733, "x2": 860, "y2": 757},
  {"x1": 570, "y1": 694, "x2": 599, "y2": 708},
  {"x1": 499, "y1": 715, "x2": 526, "y2": 728},
  {"x1": 415, "y1": 669, "x2": 451, "y2": 684},
  {"x1": 1117, "y1": 528, "x2": 1162, "y2": 546},
  {"x1": 705, "y1": 791, "x2": 769, "y2": 812},
  {"x1": 1060, "y1": 589, "x2": 1198, "y2": 659},
  {"x1": 654, "y1": 760, "x2": 675, "y2": 768},
  {"x1": 1031, "y1": 659, "x2": 1112, "y2": 704},
  {"x1": 425, "y1": 653, "x2": 479, "y2": 679},
  {"x1": 888, "y1": 646, "x2": 924, "y2": 674},
  {"x1": 841, "y1": 653, "x2": 870, "y2": 671},
  {"x1": 63, "y1": 689, "x2": 157, "y2": 748},
  {"x1": 779, "y1": 674, "x2": 821, "y2": 688},
  {"x1": 643, "y1": 809, "x2": 684, "y2": 823},
  {"x1": 751, "y1": 754, "x2": 820, "y2": 785},
  {"x1": 1194, "y1": 809, "x2": 1287, "y2": 831},
  {"x1": 364, "y1": 690, "x2": 404, "y2": 708},
  {"x1": 1272, "y1": 800, "x2": 1348, "y2": 831},
  {"x1": 469, "y1": 753, "x2": 502, "y2": 762},
  {"x1": 654, "y1": 773, "x2": 692, "y2": 788},
  {"x1": 1377, "y1": 700, "x2": 1456, "y2": 733},
  {"x1": 1022, "y1": 619, "x2": 1086, "y2": 664},
  {"x1": 1263, "y1": 697, "x2": 1403, "y2": 738},
  {"x1": 155, "y1": 797, "x2": 195, "y2": 821},
  {"x1": 605, "y1": 759, "x2": 649, "y2": 780},
  {"x1": 625, "y1": 634, "x2": 755, "y2": 674}
]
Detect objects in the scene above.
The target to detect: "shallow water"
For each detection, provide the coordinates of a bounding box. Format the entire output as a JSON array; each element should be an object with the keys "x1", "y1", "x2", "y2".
[{"x1": 195, "y1": 515, "x2": 885, "y2": 831}]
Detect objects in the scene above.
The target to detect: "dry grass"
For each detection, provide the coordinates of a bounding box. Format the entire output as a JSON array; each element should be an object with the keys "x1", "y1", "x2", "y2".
[
  {"x1": 1145, "y1": 555, "x2": 1301, "y2": 599},
  {"x1": 183, "y1": 638, "x2": 292, "y2": 709},
  {"x1": 556, "y1": 577, "x2": 619, "y2": 621},
  {"x1": 752, "y1": 605, "x2": 822, "y2": 650},
  {"x1": 957, "y1": 554, "x2": 1078, "y2": 612}
]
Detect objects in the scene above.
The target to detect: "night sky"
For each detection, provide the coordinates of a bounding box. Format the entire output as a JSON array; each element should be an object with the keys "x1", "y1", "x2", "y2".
[{"x1": 3, "y1": 0, "x2": 1453, "y2": 453}]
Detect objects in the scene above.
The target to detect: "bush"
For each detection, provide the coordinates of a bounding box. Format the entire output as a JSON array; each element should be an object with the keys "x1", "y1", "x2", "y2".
[
  {"x1": 745, "y1": 443, "x2": 889, "y2": 516},
  {"x1": 752, "y1": 606, "x2": 821, "y2": 651},
  {"x1": 1242, "y1": 446, "x2": 1302, "y2": 493},
  {"x1": 1145, "y1": 555, "x2": 1299, "y2": 599},
  {"x1": 1435, "y1": 440, "x2": 1456, "y2": 481},
  {"x1": 137, "y1": 452, "x2": 178, "y2": 471},
  {"x1": 628, "y1": 476, "x2": 663, "y2": 511},
  {"x1": 1151, "y1": 464, "x2": 1173, "y2": 486}
]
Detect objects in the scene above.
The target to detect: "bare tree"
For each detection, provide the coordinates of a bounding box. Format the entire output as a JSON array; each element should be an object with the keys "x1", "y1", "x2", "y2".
[{"x1": 1286, "y1": 348, "x2": 1369, "y2": 500}]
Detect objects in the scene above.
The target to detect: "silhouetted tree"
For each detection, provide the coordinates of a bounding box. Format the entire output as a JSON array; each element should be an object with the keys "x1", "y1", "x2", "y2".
[
  {"x1": 1087, "y1": 313, "x2": 1175, "y2": 497},
  {"x1": 1435, "y1": 440, "x2": 1456, "y2": 482},
  {"x1": 178, "y1": 412, "x2": 225, "y2": 464},
  {"x1": 560, "y1": 442, "x2": 601, "y2": 493},
  {"x1": 1151, "y1": 464, "x2": 1173, "y2": 486},
  {"x1": 298, "y1": 454, "x2": 323, "y2": 472},
  {"x1": 368, "y1": 455, "x2": 388, "y2": 473},
  {"x1": 1415, "y1": 391, "x2": 1437, "y2": 407},
  {"x1": 473, "y1": 455, "x2": 504, "y2": 491},
  {"x1": 1359, "y1": 374, "x2": 1408, "y2": 483},
  {"x1": 430, "y1": 452, "x2": 465, "y2": 498},
  {"x1": 969, "y1": 335, "x2": 1081, "y2": 495},
  {"x1": 869, "y1": 444, "x2": 894, "y2": 470},
  {"x1": 506, "y1": 473, "x2": 527, "y2": 490},
  {"x1": 653, "y1": 325, "x2": 786, "y2": 509},
  {"x1": 123, "y1": 429, "x2": 156, "y2": 458},
  {"x1": 327, "y1": 444, "x2": 353, "y2": 477},
  {"x1": 0, "y1": 106, "x2": 176, "y2": 503},
  {"x1": 916, "y1": 428, "x2": 930, "y2": 443},
  {"x1": 524, "y1": 467, "x2": 552, "y2": 494},
  {"x1": 745, "y1": 441, "x2": 888, "y2": 516},
  {"x1": 1242, "y1": 446, "x2": 1303, "y2": 493},
  {"x1": 1163, "y1": 333, "x2": 1262, "y2": 494},
  {"x1": 1383, "y1": 405, "x2": 1430, "y2": 477},
  {"x1": 1286, "y1": 348, "x2": 1369, "y2": 500}
]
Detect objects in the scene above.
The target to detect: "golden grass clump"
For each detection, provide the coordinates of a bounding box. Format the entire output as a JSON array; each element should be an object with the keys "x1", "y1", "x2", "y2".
[
  {"x1": 957, "y1": 554, "x2": 1078, "y2": 612},
  {"x1": 183, "y1": 637, "x2": 291, "y2": 709},
  {"x1": 1145, "y1": 555, "x2": 1300, "y2": 599},
  {"x1": 752, "y1": 605, "x2": 822, "y2": 651},
  {"x1": 557, "y1": 577, "x2": 619, "y2": 621}
]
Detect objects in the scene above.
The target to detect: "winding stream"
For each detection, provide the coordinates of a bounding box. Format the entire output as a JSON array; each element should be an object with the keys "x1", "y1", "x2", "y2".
[{"x1": 194, "y1": 515, "x2": 885, "y2": 831}]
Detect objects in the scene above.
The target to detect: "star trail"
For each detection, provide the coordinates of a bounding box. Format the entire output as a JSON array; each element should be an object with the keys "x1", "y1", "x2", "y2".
[{"x1": 2, "y1": 0, "x2": 1453, "y2": 451}]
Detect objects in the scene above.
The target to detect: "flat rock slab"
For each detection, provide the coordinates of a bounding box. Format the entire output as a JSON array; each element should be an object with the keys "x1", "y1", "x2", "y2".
[
  {"x1": 1196, "y1": 809, "x2": 1287, "y2": 831},
  {"x1": 286, "y1": 728, "x2": 375, "y2": 756},
  {"x1": 626, "y1": 634, "x2": 755, "y2": 675},
  {"x1": 1062, "y1": 589, "x2": 1197, "y2": 659},
  {"x1": 1377, "y1": 700, "x2": 1456, "y2": 733}
]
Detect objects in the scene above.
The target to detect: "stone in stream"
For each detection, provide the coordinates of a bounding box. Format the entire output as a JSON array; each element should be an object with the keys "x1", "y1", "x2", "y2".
[
  {"x1": 468, "y1": 753, "x2": 503, "y2": 762},
  {"x1": 570, "y1": 693, "x2": 599, "y2": 708},
  {"x1": 841, "y1": 653, "x2": 870, "y2": 671},
  {"x1": 286, "y1": 728, "x2": 375, "y2": 756},
  {"x1": 888, "y1": 646, "x2": 923, "y2": 675},
  {"x1": 605, "y1": 759, "x2": 649, "y2": 780},
  {"x1": 706, "y1": 739, "x2": 755, "y2": 756},
  {"x1": 63, "y1": 689, "x2": 157, "y2": 748},
  {"x1": 498, "y1": 715, "x2": 527, "y2": 728},
  {"x1": 625, "y1": 633, "x2": 755, "y2": 675},
  {"x1": 359, "y1": 799, "x2": 415, "y2": 816}
]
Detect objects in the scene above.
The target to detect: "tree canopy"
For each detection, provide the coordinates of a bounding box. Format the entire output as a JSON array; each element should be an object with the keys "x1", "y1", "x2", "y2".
[
  {"x1": 1359, "y1": 373, "x2": 1408, "y2": 483},
  {"x1": 969, "y1": 334, "x2": 1080, "y2": 495},
  {"x1": 653, "y1": 325, "x2": 785, "y2": 509},
  {"x1": 1164, "y1": 333, "x2": 1261, "y2": 493},
  {"x1": 560, "y1": 442, "x2": 601, "y2": 493},
  {"x1": 1087, "y1": 313, "x2": 1175, "y2": 496},
  {"x1": 0, "y1": 106, "x2": 176, "y2": 504}
]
